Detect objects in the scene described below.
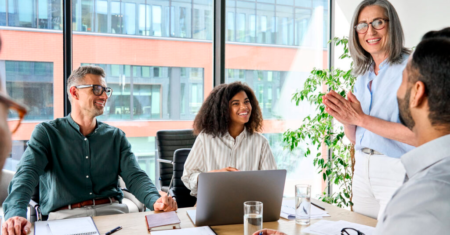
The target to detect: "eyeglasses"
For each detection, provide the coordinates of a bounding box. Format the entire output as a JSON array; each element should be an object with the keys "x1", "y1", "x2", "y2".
[
  {"x1": 74, "y1": 84, "x2": 113, "y2": 98},
  {"x1": 0, "y1": 93, "x2": 28, "y2": 134},
  {"x1": 341, "y1": 228, "x2": 365, "y2": 235},
  {"x1": 354, "y1": 18, "x2": 389, "y2": 34}
]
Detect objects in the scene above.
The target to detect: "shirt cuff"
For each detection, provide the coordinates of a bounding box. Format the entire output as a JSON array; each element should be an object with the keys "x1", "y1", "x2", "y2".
[
  {"x1": 188, "y1": 172, "x2": 201, "y2": 197},
  {"x1": 5, "y1": 207, "x2": 27, "y2": 221},
  {"x1": 147, "y1": 194, "x2": 161, "y2": 211}
]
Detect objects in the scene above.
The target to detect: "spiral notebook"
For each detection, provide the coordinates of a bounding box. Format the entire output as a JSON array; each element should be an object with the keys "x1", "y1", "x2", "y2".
[{"x1": 34, "y1": 217, "x2": 100, "y2": 235}]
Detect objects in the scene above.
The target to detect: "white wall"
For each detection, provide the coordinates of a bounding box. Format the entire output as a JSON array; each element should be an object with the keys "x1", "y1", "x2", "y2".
[{"x1": 332, "y1": 0, "x2": 450, "y2": 68}]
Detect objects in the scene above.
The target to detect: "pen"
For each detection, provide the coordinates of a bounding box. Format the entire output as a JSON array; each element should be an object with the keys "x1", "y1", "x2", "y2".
[
  {"x1": 311, "y1": 202, "x2": 325, "y2": 211},
  {"x1": 105, "y1": 226, "x2": 122, "y2": 235},
  {"x1": 259, "y1": 231, "x2": 263, "y2": 235}
]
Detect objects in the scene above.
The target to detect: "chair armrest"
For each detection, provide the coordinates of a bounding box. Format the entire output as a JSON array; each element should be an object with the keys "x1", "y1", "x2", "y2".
[
  {"x1": 121, "y1": 188, "x2": 146, "y2": 212},
  {"x1": 28, "y1": 199, "x2": 41, "y2": 222},
  {"x1": 157, "y1": 159, "x2": 174, "y2": 165}
]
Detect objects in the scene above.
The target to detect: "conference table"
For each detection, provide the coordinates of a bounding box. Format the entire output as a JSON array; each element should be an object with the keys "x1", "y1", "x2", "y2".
[{"x1": 30, "y1": 199, "x2": 377, "y2": 234}]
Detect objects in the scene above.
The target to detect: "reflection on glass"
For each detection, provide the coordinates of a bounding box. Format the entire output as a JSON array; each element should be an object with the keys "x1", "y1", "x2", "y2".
[
  {"x1": 193, "y1": 0, "x2": 212, "y2": 40},
  {"x1": 4, "y1": 61, "x2": 54, "y2": 120},
  {"x1": 82, "y1": 63, "x2": 204, "y2": 121}
]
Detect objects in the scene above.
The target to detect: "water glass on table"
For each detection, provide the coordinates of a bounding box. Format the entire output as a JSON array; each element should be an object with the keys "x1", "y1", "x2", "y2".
[
  {"x1": 244, "y1": 201, "x2": 263, "y2": 235},
  {"x1": 295, "y1": 184, "x2": 311, "y2": 225}
]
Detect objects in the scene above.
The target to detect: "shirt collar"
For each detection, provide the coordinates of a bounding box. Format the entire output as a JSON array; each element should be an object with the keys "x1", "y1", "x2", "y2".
[
  {"x1": 66, "y1": 114, "x2": 100, "y2": 136},
  {"x1": 225, "y1": 127, "x2": 248, "y2": 140},
  {"x1": 369, "y1": 58, "x2": 389, "y2": 73},
  {"x1": 401, "y1": 134, "x2": 450, "y2": 178}
]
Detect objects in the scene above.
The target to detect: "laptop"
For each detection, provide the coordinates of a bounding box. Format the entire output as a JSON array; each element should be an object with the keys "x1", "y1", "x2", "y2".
[{"x1": 187, "y1": 169, "x2": 286, "y2": 226}]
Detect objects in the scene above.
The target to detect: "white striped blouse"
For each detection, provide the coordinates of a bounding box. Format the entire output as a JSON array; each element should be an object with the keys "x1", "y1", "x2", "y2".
[{"x1": 181, "y1": 128, "x2": 277, "y2": 197}]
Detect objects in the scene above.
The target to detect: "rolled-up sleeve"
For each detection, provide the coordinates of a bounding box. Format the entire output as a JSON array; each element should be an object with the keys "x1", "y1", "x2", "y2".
[
  {"x1": 181, "y1": 135, "x2": 205, "y2": 197},
  {"x1": 3, "y1": 124, "x2": 49, "y2": 220},
  {"x1": 259, "y1": 139, "x2": 277, "y2": 170},
  {"x1": 375, "y1": 180, "x2": 450, "y2": 235},
  {"x1": 118, "y1": 131, "x2": 160, "y2": 211}
]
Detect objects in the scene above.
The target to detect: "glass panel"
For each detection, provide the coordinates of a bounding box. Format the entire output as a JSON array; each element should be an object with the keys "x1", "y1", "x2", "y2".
[
  {"x1": 226, "y1": 1, "x2": 330, "y2": 197},
  {"x1": 193, "y1": 0, "x2": 212, "y2": 40},
  {"x1": 8, "y1": 0, "x2": 36, "y2": 28},
  {"x1": 0, "y1": 0, "x2": 5, "y2": 26},
  {"x1": 4, "y1": 61, "x2": 53, "y2": 120},
  {"x1": 296, "y1": 0, "x2": 311, "y2": 8},
  {"x1": 123, "y1": 1, "x2": 137, "y2": 35},
  {"x1": 1, "y1": 0, "x2": 62, "y2": 168},
  {"x1": 295, "y1": 8, "x2": 311, "y2": 46},
  {"x1": 73, "y1": 0, "x2": 94, "y2": 32},
  {"x1": 95, "y1": 0, "x2": 108, "y2": 33},
  {"x1": 277, "y1": 6, "x2": 294, "y2": 45},
  {"x1": 256, "y1": 3, "x2": 275, "y2": 44}
]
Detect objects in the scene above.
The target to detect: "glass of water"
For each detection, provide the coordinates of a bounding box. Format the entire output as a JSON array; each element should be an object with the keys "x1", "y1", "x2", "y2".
[
  {"x1": 295, "y1": 184, "x2": 311, "y2": 225},
  {"x1": 244, "y1": 201, "x2": 263, "y2": 235}
]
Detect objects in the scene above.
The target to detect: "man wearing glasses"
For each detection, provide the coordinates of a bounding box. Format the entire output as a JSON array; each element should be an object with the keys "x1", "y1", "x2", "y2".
[{"x1": 2, "y1": 66, "x2": 177, "y2": 235}]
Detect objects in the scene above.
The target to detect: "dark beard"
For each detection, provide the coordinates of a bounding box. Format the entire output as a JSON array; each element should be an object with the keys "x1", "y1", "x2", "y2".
[{"x1": 397, "y1": 89, "x2": 415, "y2": 130}]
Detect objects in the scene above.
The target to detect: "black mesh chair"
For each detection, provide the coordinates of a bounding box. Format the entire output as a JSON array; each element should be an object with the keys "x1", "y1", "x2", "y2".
[
  {"x1": 168, "y1": 148, "x2": 197, "y2": 208},
  {"x1": 156, "y1": 130, "x2": 196, "y2": 193}
]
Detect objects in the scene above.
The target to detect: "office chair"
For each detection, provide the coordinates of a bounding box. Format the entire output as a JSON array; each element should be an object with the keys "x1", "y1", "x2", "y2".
[
  {"x1": 156, "y1": 130, "x2": 196, "y2": 193},
  {"x1": 167, "y1": 148, "x2": 197, "y2": 208}
]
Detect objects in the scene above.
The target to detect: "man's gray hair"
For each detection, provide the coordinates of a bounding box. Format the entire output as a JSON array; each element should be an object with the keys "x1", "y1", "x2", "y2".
[
  {"x1": 67, "y1": 66, "x2": 106, "y2": 102},
  {"x1": 348, "y1": 0, "x2": 410, "y2": 76}
]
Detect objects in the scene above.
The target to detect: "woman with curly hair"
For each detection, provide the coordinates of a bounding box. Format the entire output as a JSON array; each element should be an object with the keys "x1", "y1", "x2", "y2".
[{"x1": 181, "y1": 81, "x2": 277, "y2": 197}]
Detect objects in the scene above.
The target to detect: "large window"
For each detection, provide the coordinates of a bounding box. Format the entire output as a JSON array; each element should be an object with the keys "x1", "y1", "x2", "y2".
[{"x1": 1, "y1": 0, "x2": 330, "y2": 195}]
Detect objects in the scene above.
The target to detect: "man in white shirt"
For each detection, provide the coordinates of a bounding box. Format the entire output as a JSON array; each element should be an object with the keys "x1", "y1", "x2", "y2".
[{"x1": 375, "y1": 27, "x2": 450, "y2": 234}]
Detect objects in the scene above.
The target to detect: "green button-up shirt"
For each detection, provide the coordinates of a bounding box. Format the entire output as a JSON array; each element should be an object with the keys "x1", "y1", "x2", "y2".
[{"x1": 3, "y1": 115, "x2": 161, "y2": 220}]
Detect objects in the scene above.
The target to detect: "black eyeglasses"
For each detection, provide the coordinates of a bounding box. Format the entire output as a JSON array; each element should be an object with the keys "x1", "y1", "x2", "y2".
[
  {"x1": 354, "y1": 18, "x2": 389, "y2": 34},
  {"x1": 74, "y1": 84, "x2": 113, "y2": 97},
  {"x1": 341, "y1": 227, "x2": 365, "y2": 235}
]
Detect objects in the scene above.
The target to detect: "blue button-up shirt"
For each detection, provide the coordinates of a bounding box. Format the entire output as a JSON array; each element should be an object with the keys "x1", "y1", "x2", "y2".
[{"x1": 353, "y1": 54, "x2": 414, "y2": 158}]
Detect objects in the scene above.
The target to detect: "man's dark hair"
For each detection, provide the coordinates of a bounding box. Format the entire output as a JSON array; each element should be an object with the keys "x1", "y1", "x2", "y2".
[
  {"x1": 410, "y1": 27, "x2": 450, "y2": 127},
  {"x1": 193, "y1": 81, "x2": 263, "y2": 137}
]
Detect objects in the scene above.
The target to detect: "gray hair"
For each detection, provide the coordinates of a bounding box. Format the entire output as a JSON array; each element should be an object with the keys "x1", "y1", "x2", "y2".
[
  {"x1": 348, "y1": 0, "x2": 410, "y2": 76},
  {"x1": 67, "y1": 65, "x2": 106, "y2": 102}
]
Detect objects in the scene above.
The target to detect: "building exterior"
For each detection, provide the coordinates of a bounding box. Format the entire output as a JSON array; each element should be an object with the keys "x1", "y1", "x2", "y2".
[{"x1": 0, "y1": 0, "x2": 329, "y2": 193}]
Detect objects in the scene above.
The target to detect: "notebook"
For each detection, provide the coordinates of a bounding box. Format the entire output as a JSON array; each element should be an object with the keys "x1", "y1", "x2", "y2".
[
  {"x1": 34, "y1": 217, "x2": 100, "y2": 235},
  {"x1": 151, "y1": 226, "x2": 217, "y2": 235},
  {"x1": 145, "y1": 211, "x2": 181, "y2": 232}
]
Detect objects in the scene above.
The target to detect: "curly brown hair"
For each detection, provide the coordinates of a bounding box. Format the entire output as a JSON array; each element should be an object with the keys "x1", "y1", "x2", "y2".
[{"x1": 193, "y1": 81, "x2": 263, "y2": 137}]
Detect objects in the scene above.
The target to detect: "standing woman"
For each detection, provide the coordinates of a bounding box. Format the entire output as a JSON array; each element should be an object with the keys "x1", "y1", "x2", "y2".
[
  {"x1": 181, "y1": 81, "x2": 277, "y2": 197},
  {"x1": 322, "y1": 0, "x2": 415, "y2": 220}
]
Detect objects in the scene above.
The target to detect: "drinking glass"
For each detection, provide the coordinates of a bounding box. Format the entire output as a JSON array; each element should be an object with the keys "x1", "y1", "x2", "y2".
[
  {"x1": 295, "y1": 184, "x2": 311, "y2": 225},
  {"x1": 244, "y1": 201, "x2": 263, "y2": 235}
]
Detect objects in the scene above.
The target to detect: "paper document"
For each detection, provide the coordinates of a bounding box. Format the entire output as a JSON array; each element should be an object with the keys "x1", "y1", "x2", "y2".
[
  {"x1": 281, "y1": 199, "x2": 330, "y2": 220},
  {"x1": 302, "y1": 220, "x2": 375, "y2": 235},
  {"x1": 151, "y1": 226, "x2": 216, "y2": 235},
  {"x1": 35, "y1": 217, "x2": 100, "y2": 235}
]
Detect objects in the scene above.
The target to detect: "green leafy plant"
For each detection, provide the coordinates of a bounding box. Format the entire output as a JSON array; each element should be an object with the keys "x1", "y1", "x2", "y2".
[{"x1": 283, "y1": 37, "x2": 356, "y2": 208}]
